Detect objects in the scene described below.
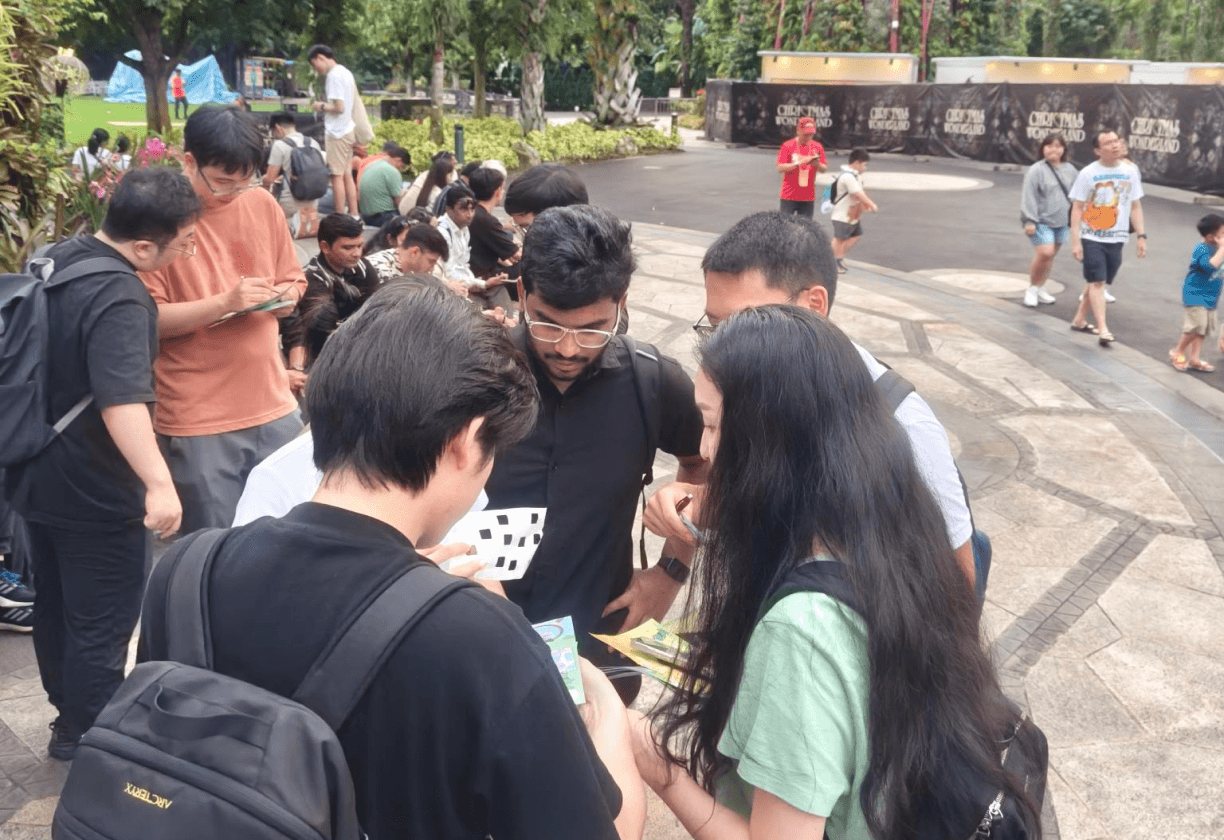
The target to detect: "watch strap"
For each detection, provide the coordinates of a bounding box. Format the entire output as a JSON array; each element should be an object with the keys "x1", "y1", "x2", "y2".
[{"x1": 657, "y1": 555, "x2": 690, "y2": 584}]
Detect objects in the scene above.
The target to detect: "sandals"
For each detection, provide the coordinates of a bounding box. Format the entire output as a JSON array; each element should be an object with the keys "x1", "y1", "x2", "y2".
[
  {"x1": 1070, "y1": 322, "x2": 1099, "y2": 334},
  {"x1": 1190, "y1": 360, "x2": 1216, "y2": 372},
  {"x1": 1172, "y1": 353, "x2": 1190, "y2": 371},
  {"x1": 1098, "y1": 332, "x2": 1115, "y2": 347}
]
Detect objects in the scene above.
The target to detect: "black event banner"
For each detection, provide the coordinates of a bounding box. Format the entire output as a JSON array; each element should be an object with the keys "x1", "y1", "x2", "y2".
[{"x1": 704, "y1": 81, "x2": 1224, "y2": 195}]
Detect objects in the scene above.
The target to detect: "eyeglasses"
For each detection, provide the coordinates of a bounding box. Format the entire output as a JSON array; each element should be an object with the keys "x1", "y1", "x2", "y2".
[
  {"x1": 166, "y1": 239, "x2": 197, "y2": 258},
  {"x1": 523, "y1": 306, "x2": 621, "y2": 349},
  {"x1": 454, "y1": 199, "x2": 476, "y2": 210},
  {"x1": 197, "y1": 168, "x2": 259, "y2": 196},
  {"x1": 692, "y1": 313, "x2": 715, "y2": 337}
]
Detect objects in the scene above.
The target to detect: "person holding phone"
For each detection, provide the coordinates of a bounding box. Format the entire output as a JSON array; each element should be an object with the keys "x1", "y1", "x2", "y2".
[{"x1": 775, "y1": 116, "x2": 827, "y2": 218}]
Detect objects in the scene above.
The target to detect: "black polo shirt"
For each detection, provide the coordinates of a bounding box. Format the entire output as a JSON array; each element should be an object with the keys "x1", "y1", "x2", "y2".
[
  {"x1": 139, "y1": 503, "x2": 621, "y2": 840},
  {"x1": 486, "y1": 327, "x2": 703, "y2": 650},
  {"x1": 4, "y1": 236, "x2": 157, "y2": 530}
]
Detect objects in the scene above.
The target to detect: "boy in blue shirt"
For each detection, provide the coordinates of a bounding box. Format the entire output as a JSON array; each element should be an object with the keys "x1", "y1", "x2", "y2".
[{"x1": 1171, "y1": 214, "x2": 1224, "y2": 372}]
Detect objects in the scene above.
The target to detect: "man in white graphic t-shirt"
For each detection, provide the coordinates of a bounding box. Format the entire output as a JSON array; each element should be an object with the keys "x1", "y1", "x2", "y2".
[
  {"x1": 308, "y1": 44, "x2": 358, "y2": 218},
  {"x1": 1068, "y1": 129, "x2": 1147, "y2": 347}
]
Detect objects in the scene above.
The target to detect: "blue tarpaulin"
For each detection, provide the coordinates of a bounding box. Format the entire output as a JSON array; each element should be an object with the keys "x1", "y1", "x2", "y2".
[{"x1": 105, "y1": 52, "x2": 238, "y2": 104}]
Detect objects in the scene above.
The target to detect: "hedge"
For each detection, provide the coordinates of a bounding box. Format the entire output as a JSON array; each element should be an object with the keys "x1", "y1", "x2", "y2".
[{"x1": 374, "y1": 116, "x2": 681, "y2": 176}]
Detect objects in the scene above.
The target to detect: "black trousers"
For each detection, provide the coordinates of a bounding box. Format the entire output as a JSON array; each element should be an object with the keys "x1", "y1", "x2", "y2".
[
  {"x1": 26, "y1": 519, "x2": 148, "y2": 733},
  {"x1": 174, "y1": 96, "x2": 188, "y2": 119}
]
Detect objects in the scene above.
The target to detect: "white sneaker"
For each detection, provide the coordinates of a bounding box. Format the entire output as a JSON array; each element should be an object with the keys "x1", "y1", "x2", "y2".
[
  {"x1": 1023, "y1": 286, "x2": 1039, "y2": 307},
  {"x1": 1104, "y1": 289, "x2": 1117, "y2": 303},
  {"x1": 1036, "y1": 287, "x2": 1056, "y2": 304}
]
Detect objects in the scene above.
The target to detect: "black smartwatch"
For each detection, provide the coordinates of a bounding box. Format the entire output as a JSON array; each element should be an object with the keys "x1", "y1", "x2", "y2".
[{"x1": 657, "y1": 555, "x2": 690, "y2": 584}]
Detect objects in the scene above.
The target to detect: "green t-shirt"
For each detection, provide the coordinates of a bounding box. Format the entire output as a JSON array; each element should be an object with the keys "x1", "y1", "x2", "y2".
[
  {"x1": 715, "y1": 591, "x2": 873, "y2": 839},
  {"x1": 358, "y1": 159, "x2": 404, "y2": 216}
]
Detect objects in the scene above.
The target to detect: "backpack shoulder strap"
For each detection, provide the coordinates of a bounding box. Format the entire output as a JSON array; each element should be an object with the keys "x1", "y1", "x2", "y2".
[
  {"x1": 622, "y1": 334, "x2": 664, "y2": 571},
  {"x1": 875, "y1": 368, "x2": 916, "y2": 415},
  {"x1": 45, "y1": 256, "x2": 136, "y2": 288},
  {"x1": 293, "y1": 563, "x2": 470, "y2": 730},
  {"x1": 155, "y1": 528, "x2": 229, "y2": 670},
  {"x1": 621, "y1": 334, "x2": 662, "y2": 484},
  {"x1": 762, "y1": 559, "x2": 862, "y2": 619}
]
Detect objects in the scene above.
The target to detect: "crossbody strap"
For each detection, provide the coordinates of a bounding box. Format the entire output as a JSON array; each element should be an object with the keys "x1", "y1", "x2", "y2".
[
  {"x1": 293, "y1": 564, "x2": 471, "y2": 730},
  {"x1": 1044, "y1": 161, "x2": 1071, "y2": 200}
]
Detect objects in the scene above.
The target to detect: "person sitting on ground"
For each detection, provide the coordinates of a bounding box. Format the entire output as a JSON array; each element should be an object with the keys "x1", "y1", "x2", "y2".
[
  {"x1": 363, "y1": 214, "x2": 412, "y2": 277},
  {"x1": 139, "y1": 280, "x2": 645, "y2": 840},
  {"x1": 628, "y1": 305, "x2": 1041, "y2": 840},
  {"x1": 504, "y1": 162, "x2": 590, "y2": 235},
  {"x1": 646, "y1": 211, "x2": 980, "y2": 594},
  {"x1": 283, "y1": 213, "x2": 381, "y2": 380},
  {"x1": 1020, "y1": 133, "x2": 1077, "y2": 308},
  {"x1": 358, "y1": 144, "x2": 410, "y2": 228},
  {"x1": 140, "y1": 106, "x2": 307, "y2": 533},
  {"x1": 263, "y1": 111, "x2": 325, "y2": 236},
  {"x1": 829, "y1": 149, "x2": 877, "y2": 275},
  {"x1": 432, "y1": 159, "x2": 485, "y2": 218},
  {"x1": 437, "y1": 182, "x2": 496, "y2": 301},
  {"x1": 111, "y1": 136, "x2": 132, "y2": 172},
  {"x1": 1169, "y1": 214, "x2": 1224, "y2": 373},
  {"x1": 354, "y1": 139, "x2": 400, "y2": 194},
  {"x1": 400, "y1": 151, "x2": 455, "y2": 215},
  {"x1": 72, "y1": 128, "x2": 111, "y2": 178},
  {"x1": 375, "y1": 222, "x2": 449, "y2": 286},
  {"x1": 469, "y1": 166, "x2": 521, "y2": 287}
]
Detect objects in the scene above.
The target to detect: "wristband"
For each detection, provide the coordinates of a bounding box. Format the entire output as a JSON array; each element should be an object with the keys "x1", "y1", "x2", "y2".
[
  {"x1": 657, "y1": 555, "x2": 690, "y2": 584},
  {"x1": 1136, "y1": 233, "x2": 1148, "y2": 239}
]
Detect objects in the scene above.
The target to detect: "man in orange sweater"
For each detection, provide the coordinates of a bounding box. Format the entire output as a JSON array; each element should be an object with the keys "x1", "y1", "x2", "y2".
[{"x1": 141, "y1": 107, "x2": 307, "y2": 532}]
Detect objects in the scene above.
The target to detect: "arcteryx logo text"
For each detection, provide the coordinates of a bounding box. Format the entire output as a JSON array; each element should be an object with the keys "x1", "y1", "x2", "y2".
[{"x1": 124, "y1": 782, "x2": 173, "y2": 810}]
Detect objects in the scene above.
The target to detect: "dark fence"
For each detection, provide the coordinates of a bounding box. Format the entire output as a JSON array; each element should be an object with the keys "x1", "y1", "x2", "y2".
[{"x1": 705, "y1": 80, "x2": 1223, "y2": 195}]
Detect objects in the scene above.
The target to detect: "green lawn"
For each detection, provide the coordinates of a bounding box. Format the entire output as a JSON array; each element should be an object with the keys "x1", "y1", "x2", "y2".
[{"x1": 63, "y1": 96, "x2": 280, "y2": 146}]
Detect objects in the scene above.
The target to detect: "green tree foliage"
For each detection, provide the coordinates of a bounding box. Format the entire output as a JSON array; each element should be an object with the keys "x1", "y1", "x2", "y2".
[{"x1": 0, "y1": 0, "x2": 92, "y2": 269}]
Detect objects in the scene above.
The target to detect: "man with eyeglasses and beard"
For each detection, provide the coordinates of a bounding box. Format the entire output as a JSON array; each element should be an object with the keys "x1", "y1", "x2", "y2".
[
  {"x1": 140, "y1": 106, "x2": 307, "y2": 533},
  {"x1": 484, "y1": 206, "x2": 706, "y2": 703}
]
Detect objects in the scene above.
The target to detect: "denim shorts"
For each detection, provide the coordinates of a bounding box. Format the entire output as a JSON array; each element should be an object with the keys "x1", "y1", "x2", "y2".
[{"x1": 1028, "y1": 224, "x2": 1070, "y2": 247}]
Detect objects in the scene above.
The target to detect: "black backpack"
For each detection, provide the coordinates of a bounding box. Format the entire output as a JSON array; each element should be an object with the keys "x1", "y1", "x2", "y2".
[
  {"x1": 0, "y1": 255, "x2": 134, "y2": 469},
  {"x1": 53, "y1": 528, "x2": 471, "y2": 840},
  {"x1": 766, "y1": 560, "x2": 1048, "y2": 840},
  {"x1": 285, "y1": 136, "x2": 330, "y2": 201}
]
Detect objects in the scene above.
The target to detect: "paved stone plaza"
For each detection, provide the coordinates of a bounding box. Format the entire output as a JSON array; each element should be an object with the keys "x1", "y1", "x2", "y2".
[{"x1": 0, "y1": 202, "x2": 1220, "y2": 839}]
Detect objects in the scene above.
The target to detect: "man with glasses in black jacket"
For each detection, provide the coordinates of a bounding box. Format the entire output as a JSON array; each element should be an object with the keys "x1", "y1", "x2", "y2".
[{"x1": 484, "y1": 206, "x2": 706, "y2": 703}]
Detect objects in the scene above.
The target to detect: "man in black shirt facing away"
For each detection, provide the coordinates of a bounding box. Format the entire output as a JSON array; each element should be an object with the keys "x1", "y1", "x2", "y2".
[
  {"x1": 468, "y1": 165, "x2": 521, "y2": 282},
  {"x1": 486, "y1": 206, "x2": 706, "y2": 700},
  {"x1": 140, "y1": 278, "x2": 645, "y2": 840},
  {"x1": 4, "y1": 168, "x2": 200, "y2": 759}
]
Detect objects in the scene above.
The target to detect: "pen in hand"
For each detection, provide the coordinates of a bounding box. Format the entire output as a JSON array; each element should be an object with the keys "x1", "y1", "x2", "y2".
[{"x1": 675, "y1": 494, "x2": 703, "y2": 543}]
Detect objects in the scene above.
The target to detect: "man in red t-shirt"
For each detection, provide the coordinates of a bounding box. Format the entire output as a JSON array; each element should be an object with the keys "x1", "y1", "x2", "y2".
[
  {"x1": 776, "y1": 116, "x2": 827, "y2": 218},
  {"x1": 171, "y1": 69, "x2": 188, "y2": 120}
]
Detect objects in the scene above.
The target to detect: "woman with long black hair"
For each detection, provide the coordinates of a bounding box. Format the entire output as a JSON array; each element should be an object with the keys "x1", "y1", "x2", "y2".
[
  {"x1": 71, "y1": 128, "x2": 111, "y2": 178},
  {"x1": 630, "y1": 305, "x2": 1041, "y2": 839}
]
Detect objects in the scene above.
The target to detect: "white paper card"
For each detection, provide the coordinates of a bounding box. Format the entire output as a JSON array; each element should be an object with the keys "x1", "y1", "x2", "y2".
[{"x1": 441, "y1": 507, "x2": 546, "y2": 581}]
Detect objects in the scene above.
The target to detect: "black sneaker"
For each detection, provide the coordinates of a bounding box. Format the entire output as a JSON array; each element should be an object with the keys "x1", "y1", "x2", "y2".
[
  {"x1": 0, "y1": 569, "x2": 34, "y2": 607},
  {"x1": 47, "y1": 718, "x2": 81, "y2": 761},
  {"x1": 0, "y1": 605, "x2": 32, "y2": 633}
]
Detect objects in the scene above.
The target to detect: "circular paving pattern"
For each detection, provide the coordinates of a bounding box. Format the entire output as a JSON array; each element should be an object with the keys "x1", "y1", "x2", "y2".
[{"x1": 921, "y1": 269, "x2": 1067, "y2": 297}]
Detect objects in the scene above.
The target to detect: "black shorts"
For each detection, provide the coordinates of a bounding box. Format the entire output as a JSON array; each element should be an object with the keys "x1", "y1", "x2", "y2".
[
  {"x1": 832, "y1": 220, "x2": 863, "y2": 240},
  {"x1": 779, "y1": 199, "x2": 814, "y2": 218},
  {"x1": 1081, "y1": 239, "x2": 1124, "y2": 283}
]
